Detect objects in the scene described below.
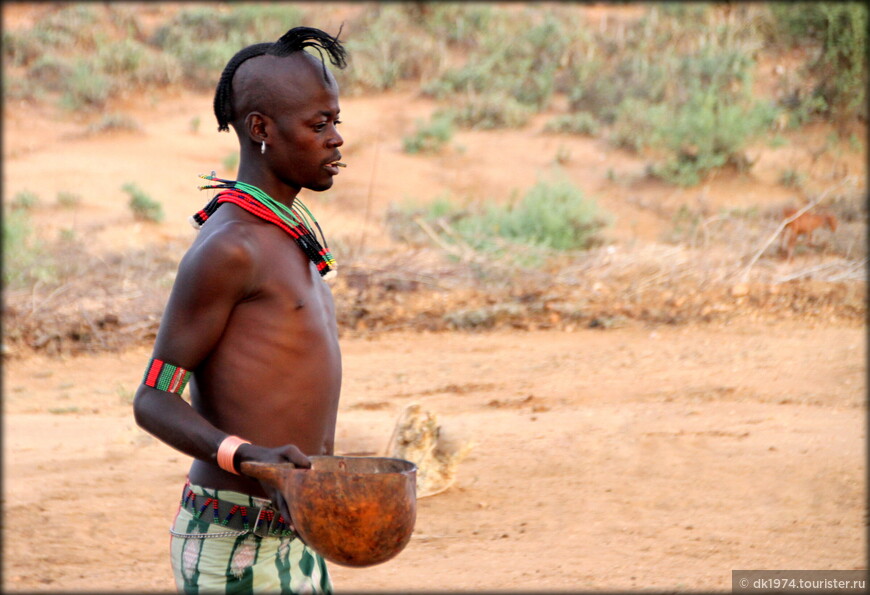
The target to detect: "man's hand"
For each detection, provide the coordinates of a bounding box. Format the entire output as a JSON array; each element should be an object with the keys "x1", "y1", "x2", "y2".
[{"x1": 237, "y1": 443, "x2": 311, "y2": 526}]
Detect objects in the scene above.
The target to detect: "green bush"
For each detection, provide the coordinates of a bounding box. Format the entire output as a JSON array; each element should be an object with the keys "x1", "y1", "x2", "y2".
[
  {"x1": 87, "y1": 113, "x2": 141, "y2": 134},
  {"x1": 29, "y1": 4, "x2": 100, "y2": 54},
  {"x1": 156, "y1": 34, "x2": 248, "y2": 90},
  {"x1": 337, "y1": 5, "x2": 445, "y2": 94},
  {"x1": 11, "y1": 190, "x2": 40, "y2": 210},
  {"x1": 56, "y1": 191, "x2": 82, "y2": 208},
  {"x1": 644, "y1": 89, "x2": 779, "y2": 186},
  {"x1": 151, "y1": 4, "x2": 303, "y2": 47},
  {"x1": 402, "y1": 176, "x2": 609, "y2": 265},
  {"x1": 779, "y1": 169, "x2": 806, "y2": 189},
  {"x1": 97, "y1": 38, "x2": 148, "y2": 75},
  {"x1": 2, "y1": 29, "x2": 42, "y2": 67},
  {"x1": 416, "y1": 4, "x2": 496, "y2": 47},
  {"x1": 2, "y1": 210, "x2": 55, "y2": 288},
  {"x1": 769, "y1": 3, "x2": 867, "y2": 124},
  {"x1": 544, "y1": 112, "x2": 601, "y2": 136},
  {"x1": 62, "y1": 60, "x2": 113, "y2": 110},
  {"x1": 461, "y1": 177, "x2": 609, "y2": 252},
  {"x1": 437, "y1": 93, "x2": 533, "y2": 130},
  {"x1": 565, "y1": 49, "x2": 673, "y2": 125},
  {"x1": 1, "y1": 75, "x2": 42, "y2": 103},
  {"x1": 609, "y1": 98, "x2": 659, "y2": 152},
  {"x1": 603, "y1": 31, "x2": 780, "y2": 186},
  {"x1": 423, "y1": 9, "x2": 571, "y2": 112},
  {"x1": 403, "y1": 114, "x2": 454, "y2": 154},
  {"x1": 150, "y1": 4, "x2": 305, "y2": 90},
  {"x1": 122, "y1": 183, "x2": 164, "y2": 223},
  {"x1": 27, "y1": 55, "x2": 74, "y2": 93}
]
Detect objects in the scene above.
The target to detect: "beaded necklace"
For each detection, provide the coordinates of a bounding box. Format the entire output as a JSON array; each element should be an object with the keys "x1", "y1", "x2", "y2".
[{"x1": 191, "y1": 173, "x2": 336, "y2": 279}]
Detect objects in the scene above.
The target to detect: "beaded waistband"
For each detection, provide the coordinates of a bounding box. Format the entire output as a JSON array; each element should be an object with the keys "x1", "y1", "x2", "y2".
[{"x1": 179, "y1": 481, "x2": 297, "y2": 538}]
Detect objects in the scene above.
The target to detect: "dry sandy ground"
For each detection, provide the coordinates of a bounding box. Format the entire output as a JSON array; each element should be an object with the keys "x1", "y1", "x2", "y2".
[
  {"x1": 2, "y1": 9, "x2": 867, "y2": 588},
  {"x1": 2, "y1": 322, "x2": 866, "y2": 591}
]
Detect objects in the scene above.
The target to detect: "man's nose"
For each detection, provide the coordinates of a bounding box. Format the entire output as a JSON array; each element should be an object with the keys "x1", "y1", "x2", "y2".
[{"x1": 328, "y1": 128, "x2": 343, "y2": 147}]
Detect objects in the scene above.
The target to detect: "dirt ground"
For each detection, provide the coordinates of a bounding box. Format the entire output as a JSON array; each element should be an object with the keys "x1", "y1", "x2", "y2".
[
  {"x1": 2, "y1": 4, "x2": 867, "y2": 590},
  {"x1": 3, "y1": 324, "x2": 866, "y2": 591}
]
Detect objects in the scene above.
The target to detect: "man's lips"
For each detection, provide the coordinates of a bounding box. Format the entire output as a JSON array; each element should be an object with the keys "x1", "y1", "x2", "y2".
[{"x1": 324, "y1": 157, "x2": 346, "y2": 174}]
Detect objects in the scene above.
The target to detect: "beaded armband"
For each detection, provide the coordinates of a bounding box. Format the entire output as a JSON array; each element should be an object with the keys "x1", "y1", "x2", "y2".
[{"x1": 143, "y1": 358, "x2": 192, "y2": 395}]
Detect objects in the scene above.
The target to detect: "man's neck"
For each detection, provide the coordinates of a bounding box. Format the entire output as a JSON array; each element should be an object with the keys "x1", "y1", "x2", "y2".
[{"x1": 236, "y1": 160, "x2": 300, "y2": 208}]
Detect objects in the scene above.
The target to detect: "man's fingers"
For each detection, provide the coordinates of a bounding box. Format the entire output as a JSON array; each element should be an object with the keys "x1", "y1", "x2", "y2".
[
  {"x1": 282, "y1": 447, "x2": 311, "y2": 468},
  {"x1": 271, "y1": 488, "x2": 293, "y2": 524}
]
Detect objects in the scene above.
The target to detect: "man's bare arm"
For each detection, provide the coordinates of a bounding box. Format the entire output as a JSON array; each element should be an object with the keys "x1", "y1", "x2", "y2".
[{"x1": 132, "y1": 228, "x2": 310, "y2": 473}]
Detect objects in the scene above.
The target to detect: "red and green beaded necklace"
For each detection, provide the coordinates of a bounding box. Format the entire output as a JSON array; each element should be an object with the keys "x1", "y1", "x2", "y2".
[{"x1": 191, "y1": 173, "x2": 337, "y2": 279}]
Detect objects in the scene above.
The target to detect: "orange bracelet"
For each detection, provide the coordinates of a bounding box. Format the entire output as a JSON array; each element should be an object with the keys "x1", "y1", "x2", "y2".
[{"x1": 216, "y1": 435, "x2": 251, "y2": 475}]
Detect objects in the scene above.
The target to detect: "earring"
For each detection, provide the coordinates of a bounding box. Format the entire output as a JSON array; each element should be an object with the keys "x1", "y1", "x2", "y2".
[{"x1": 261, "y1": 140, "x2": 266, "y2": 155}]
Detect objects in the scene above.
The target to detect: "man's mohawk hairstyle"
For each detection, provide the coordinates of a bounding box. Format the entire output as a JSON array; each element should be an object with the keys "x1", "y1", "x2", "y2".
[{"x1": 213, "y1": 26, "x2": 347, "y2": 133}]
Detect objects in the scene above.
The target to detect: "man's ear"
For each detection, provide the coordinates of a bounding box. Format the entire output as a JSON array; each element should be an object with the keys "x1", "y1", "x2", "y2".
[{"x1": 244, "y1": 112, "x2": 270, "y2": 145}]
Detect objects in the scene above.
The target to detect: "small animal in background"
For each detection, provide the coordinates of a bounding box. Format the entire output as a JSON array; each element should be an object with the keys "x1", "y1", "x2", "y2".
[{"x1": 781, "y1": 206, "x2": 839, "y2": 262}]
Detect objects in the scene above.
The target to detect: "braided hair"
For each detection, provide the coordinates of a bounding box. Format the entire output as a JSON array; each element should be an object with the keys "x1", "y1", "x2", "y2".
[{"x1": 213, "y1": 26, "x2": 347, "y2": 133}]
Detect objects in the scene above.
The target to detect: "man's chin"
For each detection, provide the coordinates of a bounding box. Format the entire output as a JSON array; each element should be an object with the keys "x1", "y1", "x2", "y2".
[{"x1": 305, "y1": 179, "x2": 334, "y2": 193}]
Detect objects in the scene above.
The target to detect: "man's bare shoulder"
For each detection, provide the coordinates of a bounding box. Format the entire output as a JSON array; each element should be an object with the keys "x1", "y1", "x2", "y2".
[{"x1": 179, "y1": 212, "x2": 266, "y2": 293}]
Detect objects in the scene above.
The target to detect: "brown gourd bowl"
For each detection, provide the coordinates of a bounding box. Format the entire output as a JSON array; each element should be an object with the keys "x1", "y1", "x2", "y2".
[{"x1": 241, "y1": 456, "x2": 417, "y2": 567}]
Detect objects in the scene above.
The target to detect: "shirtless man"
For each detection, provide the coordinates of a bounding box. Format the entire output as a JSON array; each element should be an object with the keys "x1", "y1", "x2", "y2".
[{"x1": 133, "y1": 27, "x2": 346, "y2": 593}]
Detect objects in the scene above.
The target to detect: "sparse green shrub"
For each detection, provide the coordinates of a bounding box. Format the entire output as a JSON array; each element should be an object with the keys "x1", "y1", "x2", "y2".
[
  {"x1": 544, "y1": 112, "x2": 600, "y2": 136},
  {"x1": 106, "y1": 4, "x2": 145, "y2": 40},
  {"x1": 133, "y1": 51, "x2": 183, "y2": 87},
  {"x1": 337, "y1": 5, "x2": 445, "y2": 94},
  {"x1": 416, "y1": 4, "x2": 496, "y2": 47},
  {"x1": 11, "y1": 190, "x2": 40, "y2": 210},
  {"x1": 151, "y1": 4, "x2": 303, "y2": 48},
  {"x1": 609, "y1": 98, "x2": 658, "y2": 152},
  {"x1": 27, "y1": 55, "x2": 74, "y2": 93},
  {"x1": 62, "y1": 60, "x2": 113, "y2": 110},
  {"x1": 87, "y1": 113, "x2": 141, "y2": 134},
  {"x1": 156, "y1": 35, "x2": 245, "y2": 90},
  {"x1": 2, "y1": 210, "x2": 55, "y2": 287},
  {"x1": 768, "y1": 135, "x2": 788, "y2": 148},
  {"x1": 56, "y1": 191, "x2": 82, "y2": 208},
  {"x1": 769, "y1": 3, "x2": 867, "y2": 124},
  {"x1": 30, "y1": 4, "x2": 100, "y2": 53},
  {"x1": 97, "y1": 38, "x2": 148, "y2": 76},
  {"x1": 1, "y1": 75, "x2": 42, "y2": 102},
  {"x1": 438, "y1": 93, "x2": 533, "y2": 130},
  {"x1": 664, "y1": 204, "x2": 703, "y2": 244},
  {"x1": 779, "y1": 169, "x2": 806, "y2": 189},
  {"x1": 606, "y1": 35, "x2": 780, "y2": 187},
  {"x1": 403, "y1": 114, "x2": 454, "y2": 154},
  {"x1": 400, "y1": 176, "x2": 609, "y2": 266},
  {"x1": 122, "y1": 183, "x2": 164, "y2": 223},
  {"x1": 563, "y1": 42, "x2": 672, "y2": 124},
  {"x1": 2, "y1": 29, "x2": 42, "y2": 67},
  {"x1": 151, "y1": 4, "x2": 305, "y2": 90},
  {"x1": 461, "y1": 177, "x2": 609, "y2": 252},
  {"x1": 423, "y1": 9, "x2": 571, "y2": 111},
  {"x1": 644, "y1": 88, "x2": 779, "y2": 186}
]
